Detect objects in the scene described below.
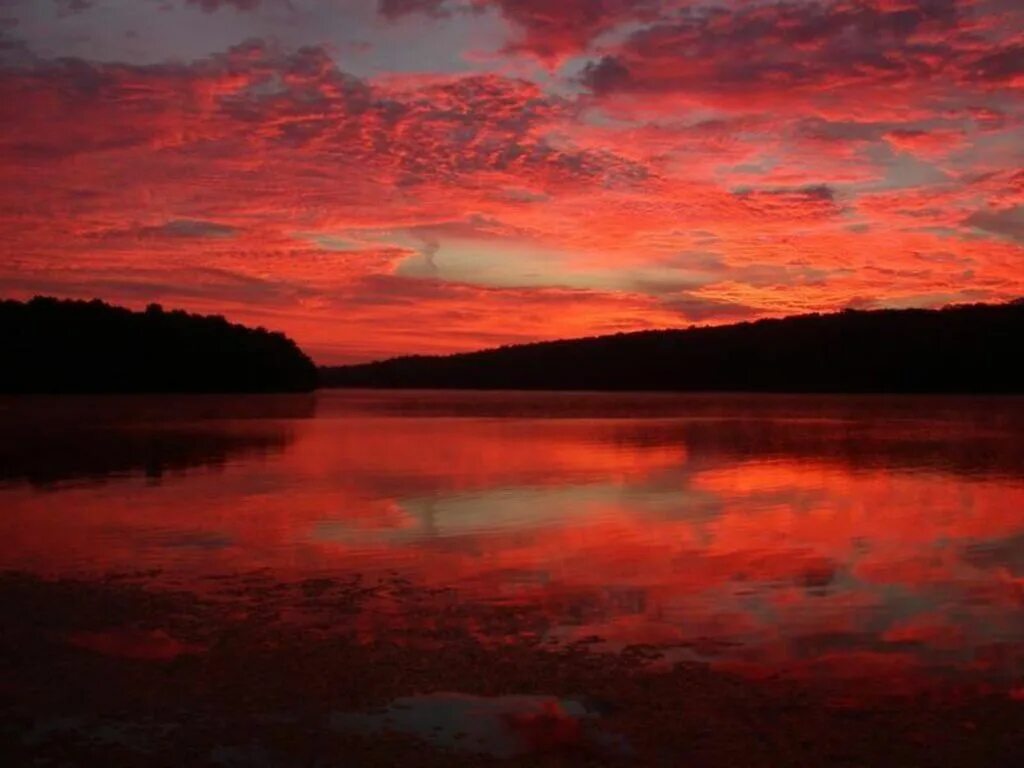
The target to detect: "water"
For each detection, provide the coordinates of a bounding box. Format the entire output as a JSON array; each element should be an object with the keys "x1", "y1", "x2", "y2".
[
  {"x1": 4, "y1": 390, "x2": 1024, "y2": 693},
  {"x1": 5, "y1": 391, "x2": 1024, "y2": 765}
]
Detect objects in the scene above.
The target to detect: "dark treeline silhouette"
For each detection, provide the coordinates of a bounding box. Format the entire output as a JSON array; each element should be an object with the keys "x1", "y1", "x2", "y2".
[
  {"x1": 1, "y1": 296, "x2": 317, "y2": 393},
  {"x1": 321, "y1": 300, "x2": 1024, "y2": 393}
]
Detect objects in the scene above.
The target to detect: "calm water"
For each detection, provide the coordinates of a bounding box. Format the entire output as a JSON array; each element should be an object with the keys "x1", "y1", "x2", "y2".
[{"x1": 4, "y1": 390, "x2": 1024, "y2": 693}]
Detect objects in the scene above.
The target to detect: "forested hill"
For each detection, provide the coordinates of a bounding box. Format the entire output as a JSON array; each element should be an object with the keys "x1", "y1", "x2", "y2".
[
  {"x1": 1, "y1": 297, "x2": 317, "y2": 393},
  {"x1": 321, "y1": 300, "x2": 1024, "y2": 394}
]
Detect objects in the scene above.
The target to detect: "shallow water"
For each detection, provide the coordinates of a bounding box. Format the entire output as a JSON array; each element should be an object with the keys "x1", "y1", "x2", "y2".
[{"x1": 4, "y1": 389, "x2": 1024, "y2": 699}]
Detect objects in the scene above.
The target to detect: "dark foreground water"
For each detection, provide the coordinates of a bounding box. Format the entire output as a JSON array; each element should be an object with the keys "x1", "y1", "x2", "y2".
[{"x1": 3, "y1": 390, "x2": 1024, "y2": 766}]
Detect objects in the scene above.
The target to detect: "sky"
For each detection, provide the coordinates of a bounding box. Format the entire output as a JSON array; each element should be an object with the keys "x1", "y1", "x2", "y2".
[{"x1": 0, "y1": 0, "x2": 1022, "y2": 363}]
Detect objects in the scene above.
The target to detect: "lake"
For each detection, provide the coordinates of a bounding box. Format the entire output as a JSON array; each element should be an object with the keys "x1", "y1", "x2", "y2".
[{"x1": 4, "y1": 390, "x2": 1024, "y2": 765}]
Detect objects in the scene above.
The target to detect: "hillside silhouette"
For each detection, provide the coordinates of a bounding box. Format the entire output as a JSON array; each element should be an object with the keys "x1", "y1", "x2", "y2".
[
  {"x1": 1, "y1": 297, "x2": 317, "y2": 393},
  {"x1": 321, "y1": 301, "x2": 1024, "y2": 394}
]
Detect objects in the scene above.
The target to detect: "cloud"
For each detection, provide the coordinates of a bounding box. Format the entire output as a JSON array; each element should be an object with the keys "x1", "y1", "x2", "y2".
[
  {"x1": 53, "y1": 0, "x2": 94, "y2": 15},
  {"x1": 378, "y1": 0, "x2": 450, "y2": 20},
  {"x1": 1, "y1": 1, "x2": 1023, "y2": 362},
  {"x1": 884, "y1": 128, "x2": 968, "y2": 159},
  {"x1": 578, "y1": 0, "x2": 1022, "y2": 117},
  {"x1": 483, "y1": 0, "x2": 661, "y2": 61},
  {"x1": 963, "y1": 207, "x2": 1024, "y2": 243},
  {"x1": 0, "y1": 42, "x2": 643, "y2": 191},
  {"x1": 141, "y1": 220, "x2": 240, "y2": 239},
  {"x1": 968, "y1": 43, "x2": 1024, "y2": 83},
  {"x1": 184, "y1": 0, "x2": 263, "y2": 12},
  {"x1": 661, "y1": 292, "x2": 758, "y2": 322},
  {"x1": 731, "y1": 185, "x2": 841, "y2": 222},
  {"x1": 0, "y1": 41, "x2": 680, "y2": 360}
]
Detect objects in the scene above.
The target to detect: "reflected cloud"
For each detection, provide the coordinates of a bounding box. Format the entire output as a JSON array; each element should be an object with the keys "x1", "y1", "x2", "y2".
[
  {"x1": 331, "y1": 693, "x2": 624, "y2": 759},
  {"x1": 3, "y1": 391, "x2": 1024, "y2": 692}
]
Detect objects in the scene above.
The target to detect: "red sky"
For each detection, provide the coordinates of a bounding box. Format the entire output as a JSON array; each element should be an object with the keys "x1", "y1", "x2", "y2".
[{"x1": 1, "y1": 0, "x2": 1022, "y2": 363}]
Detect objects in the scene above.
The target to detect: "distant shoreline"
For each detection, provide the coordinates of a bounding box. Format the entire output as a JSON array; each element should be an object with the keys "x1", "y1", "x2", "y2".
[
  {"x1": 321, "y1": 300, "x2": 1024, "y2": 395},
  {"x1": 5, "y1": 297, "x2": 1023, "y2": 395}
]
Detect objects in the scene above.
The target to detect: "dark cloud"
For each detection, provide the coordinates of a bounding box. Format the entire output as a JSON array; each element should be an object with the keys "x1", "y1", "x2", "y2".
[
  {"x1": 963, "y1": 532, "x2": 1024, "y2": 575},
  {"x1": 968, "y1": 44, "x2": 1024, "y2": 83},
  {"x1": 580, "y1": 55, "x2": 631, "y2": 94},
  {"x1": 963, "y1": 207, "x2": 1024, "y2": 243},
  {"x1": 378, "y1": 0, "x2": 450, "y2": 20},
  {"x1": 53, "y1": 0, "x2": 94, "y2": 15},
  {"x1": 184, "y1": 0, "x2": 262, "y2": 12},
  {"x1": 736, "y1": 185, "x2": 836, "y2": 203},
  {"x1": 661, "y1": 292, "x2": 757, "y2": 322},
  {"x1": 579, "y1": 0, "x2": 1018, "y2": 102},
  {"x1": 143, "y1": 220, "x2": 240, "y2": 239},
  {"x1": 729, "y1": 185, "x2": 841, "y2": 221},
  {"x1": 797, "y1": 118, "x2": 883, "y2": 143}
]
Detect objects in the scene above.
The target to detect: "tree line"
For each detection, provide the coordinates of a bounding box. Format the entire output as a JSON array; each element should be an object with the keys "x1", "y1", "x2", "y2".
[
  {"x1": 1, "y1": 296, "x2": 317, "y2": 393},
  {"x1": 320, "y1": 300, "x2": 1024, "y2": 394}
]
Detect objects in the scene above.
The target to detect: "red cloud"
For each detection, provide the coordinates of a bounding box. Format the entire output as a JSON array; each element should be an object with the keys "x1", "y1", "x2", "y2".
[
  {"x1": 484, "y1": 0, "x2": 662, "y2": 62},
  {"x1": 578, "y1": 0, "x2": 1022, "y2": 118},
  {"x1": 884, "y1": 128, "x2": 968, "y2": 158},
  {"x1": 732, "y1": 185, "x2": 842, "y2": 223},
  {"x1": 1, "y1": 1, "x2": 1023, "y2": 362},
  {"x1": 0, "y1": 44, "x2": 686, "y2": 361}
]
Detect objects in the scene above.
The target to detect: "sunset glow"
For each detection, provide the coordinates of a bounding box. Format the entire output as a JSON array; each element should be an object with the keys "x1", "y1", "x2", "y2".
[{"x1": 1, "y1": 0, "x2": 1022, "y2": 362}]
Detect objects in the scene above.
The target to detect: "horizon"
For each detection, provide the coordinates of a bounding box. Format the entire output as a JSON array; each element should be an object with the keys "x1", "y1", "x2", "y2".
[
  {"x1": 1, "y1": 0, "x2": 1023, "y2": 365},
  {"x1": 324, "y1": 294, "x2": 1024, "y2": 366},
  {"x1": 11, "y1": 292, "x2": 1024, "y2": 370}
]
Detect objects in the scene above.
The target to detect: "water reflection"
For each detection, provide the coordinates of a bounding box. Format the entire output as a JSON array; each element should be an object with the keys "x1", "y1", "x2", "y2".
[
  {"x1": 2, "y1": 390, "x2": 1024, "y2": 693},
  {"x1": 0, "y1": 394, "x2": 314, "y2": 486},
  {"x1": 331, "y1": 694, "x2": 625, "y2": 758}
]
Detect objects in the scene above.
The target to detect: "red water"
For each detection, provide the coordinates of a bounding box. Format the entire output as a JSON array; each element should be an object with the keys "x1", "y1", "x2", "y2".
[{"x1": 3, "y1": 390, "x2": 1024, "y2": 695}]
